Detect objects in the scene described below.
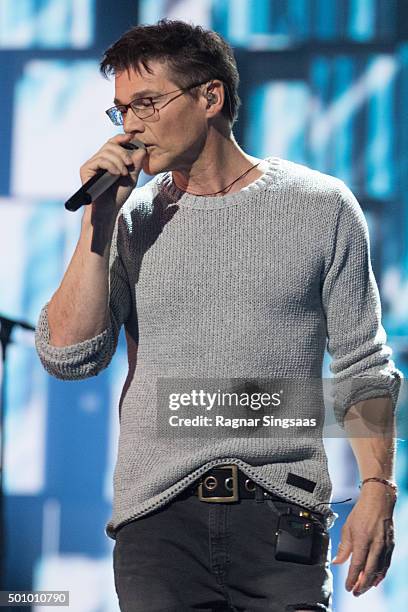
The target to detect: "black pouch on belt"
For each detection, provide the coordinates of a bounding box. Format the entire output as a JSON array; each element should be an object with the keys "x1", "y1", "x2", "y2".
[{"x1": 274, "y1": 510, "x2": 329, "y2": 564}]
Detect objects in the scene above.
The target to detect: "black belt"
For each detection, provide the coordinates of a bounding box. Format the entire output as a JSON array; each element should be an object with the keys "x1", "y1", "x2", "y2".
[
  {"x1": 190, "y1": 464, "x2": 282, "y2": 503},
  {"x1": 186, "y1": 464, "x2": 325, "y2": 529}
]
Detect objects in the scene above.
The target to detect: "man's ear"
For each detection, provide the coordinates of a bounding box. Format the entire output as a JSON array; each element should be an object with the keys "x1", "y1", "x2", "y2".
[
  {"x1": 206, "y1": 93, "x2": 217, "y2": 106},
  {"x1": 204, "y1": 81, "x2": 225, "y2": 113}
]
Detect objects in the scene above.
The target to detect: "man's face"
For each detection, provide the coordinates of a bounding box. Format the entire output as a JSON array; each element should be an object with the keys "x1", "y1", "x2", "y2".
[{"x1": 114, "y1": 60, "x2": 209, "y2": 175}]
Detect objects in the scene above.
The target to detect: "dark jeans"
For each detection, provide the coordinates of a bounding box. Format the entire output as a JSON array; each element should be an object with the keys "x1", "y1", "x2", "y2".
[{"x1": 113, "y1": 486, "x2": 333, "y2": 612}]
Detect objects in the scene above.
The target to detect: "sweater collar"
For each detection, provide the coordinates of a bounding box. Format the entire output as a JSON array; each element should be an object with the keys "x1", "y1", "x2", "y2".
[{"x1": 155, "y1": 156, "x2": 283, "y2": 210}]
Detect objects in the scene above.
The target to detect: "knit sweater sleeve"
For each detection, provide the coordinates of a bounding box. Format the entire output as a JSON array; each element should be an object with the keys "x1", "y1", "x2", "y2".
[
  {"x1": 321, "y1": 181, "x2": 404, "y2": 428},
  {"x1": 34, "y1": 213, "x2": 131, "y2": 380}
]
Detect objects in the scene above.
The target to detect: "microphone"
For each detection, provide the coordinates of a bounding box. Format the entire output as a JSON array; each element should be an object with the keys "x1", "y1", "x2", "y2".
[{"x1": 64, "y1": 139, "x2": 147, "y2": 212}]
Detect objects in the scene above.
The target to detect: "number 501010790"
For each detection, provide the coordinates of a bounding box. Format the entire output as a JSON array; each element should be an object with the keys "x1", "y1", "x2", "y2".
[{"x1": 0, "y1": 591, "x2": 69, "y2": 606}]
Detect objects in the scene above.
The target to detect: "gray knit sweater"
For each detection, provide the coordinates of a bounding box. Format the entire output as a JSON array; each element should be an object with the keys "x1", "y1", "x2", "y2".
[{"x1": 34, "y1": 156, "x2": 403, "y2": 539}]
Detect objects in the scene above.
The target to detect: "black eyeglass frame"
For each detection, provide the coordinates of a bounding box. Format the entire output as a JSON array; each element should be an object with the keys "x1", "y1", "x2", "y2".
[{"x1": 105, "y1": 79, "x2": 232, "y2": 125}]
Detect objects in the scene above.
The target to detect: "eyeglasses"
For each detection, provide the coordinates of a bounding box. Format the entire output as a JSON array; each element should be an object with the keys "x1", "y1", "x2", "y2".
[{"x1": 105, "y1": 79, "x2": 211, "y2": 126}]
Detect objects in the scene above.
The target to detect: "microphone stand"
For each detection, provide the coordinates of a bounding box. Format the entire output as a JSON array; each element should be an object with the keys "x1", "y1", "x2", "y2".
[{"x1": 0, "y1": 314, "x2": 35, "y2": 589}]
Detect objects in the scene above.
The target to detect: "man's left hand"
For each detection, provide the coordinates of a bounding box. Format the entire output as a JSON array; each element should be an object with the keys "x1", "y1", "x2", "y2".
[{"x1": 331, "y1": 483, "x2": 396, "y2": 596}]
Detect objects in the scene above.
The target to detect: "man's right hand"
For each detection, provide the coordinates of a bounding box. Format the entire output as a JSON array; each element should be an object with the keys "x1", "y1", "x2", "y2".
[
  {"x1": 46, "y1": 134, "x2": 147, "y2": 348},
  {"x1": 80, "y1": 132, "x2": 147, "y2": 221}
]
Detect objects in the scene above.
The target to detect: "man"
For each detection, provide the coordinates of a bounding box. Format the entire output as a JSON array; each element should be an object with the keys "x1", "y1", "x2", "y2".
[{"x1": 35, "y1": 18, "x2": 403, "y2": 612}]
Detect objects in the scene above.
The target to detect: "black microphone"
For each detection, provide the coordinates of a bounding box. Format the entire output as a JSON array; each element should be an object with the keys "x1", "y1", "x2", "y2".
[{"x1": 64, "y1": 139, "x2": 147, "y2": 212}]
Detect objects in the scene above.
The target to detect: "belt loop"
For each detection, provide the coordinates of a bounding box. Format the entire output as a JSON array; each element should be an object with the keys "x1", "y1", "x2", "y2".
[{"x1": 255, "y1": 484, "x2": 264, "y2": 503}]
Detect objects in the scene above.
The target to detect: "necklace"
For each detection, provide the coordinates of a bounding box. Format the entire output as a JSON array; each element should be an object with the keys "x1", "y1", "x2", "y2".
[{"x1": 173, "y1": 161, "x2": 262, "y2": 197}]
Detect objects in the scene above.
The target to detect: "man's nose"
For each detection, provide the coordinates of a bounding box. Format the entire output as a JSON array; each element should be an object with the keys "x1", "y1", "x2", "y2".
[{"x1": 123, "y1": 109, "x2": 145, "y2": 134}]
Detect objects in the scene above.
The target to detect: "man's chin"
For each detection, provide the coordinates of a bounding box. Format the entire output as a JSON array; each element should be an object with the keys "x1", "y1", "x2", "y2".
[{"x1": 142, "y1": 154, "x2": 169, "y2": 177}]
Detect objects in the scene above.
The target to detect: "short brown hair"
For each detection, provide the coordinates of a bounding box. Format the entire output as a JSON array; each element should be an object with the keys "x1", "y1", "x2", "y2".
[{"x1": 100, "y1": 19, "x2": 241, "y2": 128}]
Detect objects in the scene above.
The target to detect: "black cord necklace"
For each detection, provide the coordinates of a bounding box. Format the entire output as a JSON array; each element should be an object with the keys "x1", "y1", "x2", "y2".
[{"x1": 174, "y1": 161, "x2": 262, "y2": 197}]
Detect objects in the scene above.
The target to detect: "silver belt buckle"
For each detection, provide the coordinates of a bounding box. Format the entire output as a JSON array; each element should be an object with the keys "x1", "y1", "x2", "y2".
[{"x1": 198, "y1": 464, "x2": 239, "y2": 502}]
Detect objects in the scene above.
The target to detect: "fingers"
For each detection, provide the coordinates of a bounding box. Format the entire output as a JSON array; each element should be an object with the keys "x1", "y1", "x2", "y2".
[
  {"x1": 94, "y1": 153, "x2": 128, "y2": 176},
  {"x1": 80, "y1": 134, "x2": 146, "y2": 185},
  {"x1": 351, "y1": 540, "x2": 394, "y2": 595},
  {"x1": 101, "y1": 137, "x2": 142, "y2": 173},
  {"x1": 331, "y1": 529, "x2": 353, "y2": 565},
  {"x1": 98, "y1": 145, "x2": 134, "y2": 175},
  {"x1": 332, "y1": 534, "x2": 368, "y2": 595},
  {"x1": 336, "y1": 517, "x2": 395, "y2": 597},
  {"x1": 361, "y1": 518, "x2": 395, "y2": 592},
  {"x1": 372, "y1": 573, "x2": 384, "y2": 587},
  {"x1": 351, "y1": 539, "x2": 386, "y2": 595},
  {"x1": 344, "y1": 542, "x2": 370, "y2": 592},
  {"x1": 368, "y1": 520, "x2": 395, "y2": 589},
  {"x1": 106, "y1": 136, "x2": 147, "y2": 176},
  {"x1": 126, "y1": 148, "x2": 148, "y2": 182}
]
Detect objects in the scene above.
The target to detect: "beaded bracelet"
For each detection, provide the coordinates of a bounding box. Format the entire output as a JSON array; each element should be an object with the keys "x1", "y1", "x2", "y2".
[{"x1": 358, "y1": 477, "x2": 398, "y2": 496}]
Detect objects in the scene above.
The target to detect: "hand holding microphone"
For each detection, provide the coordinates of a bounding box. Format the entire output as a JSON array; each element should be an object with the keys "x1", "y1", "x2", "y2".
[{"x1": 65, "y1": 133, "x2": 147, "y2": 214}]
